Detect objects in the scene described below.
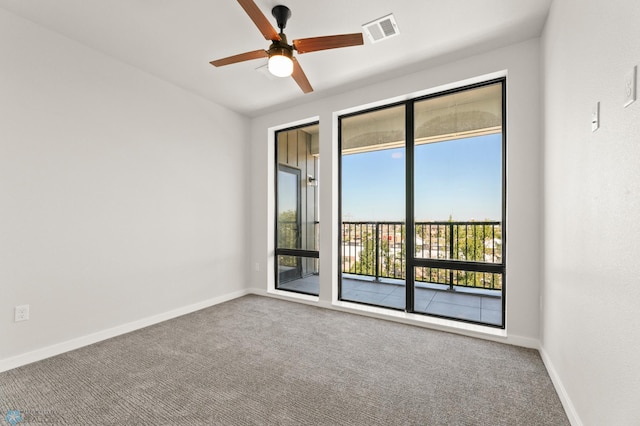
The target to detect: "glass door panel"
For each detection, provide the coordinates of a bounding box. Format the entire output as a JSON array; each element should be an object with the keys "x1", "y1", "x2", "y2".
[
  {"x1": 339, "y1": 105, "x2": 406, "y2": 310},
  {"x1": 277, "y1": 165, "x2": 302, "y2": 283},
  {"x1": 412, "y1": 82, "x2": 505, "y2": 326}
]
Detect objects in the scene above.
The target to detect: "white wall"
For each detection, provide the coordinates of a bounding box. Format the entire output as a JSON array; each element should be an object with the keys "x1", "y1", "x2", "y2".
[
  {"x1": 249, "y1": 39, "x2": 542, "y2": 347},
  {"x1": 0, "y1": 9, "x2": 249, "y2": 366},
  {"x1": 541, "y1": 1, "x2": 640, "y2": 424}
]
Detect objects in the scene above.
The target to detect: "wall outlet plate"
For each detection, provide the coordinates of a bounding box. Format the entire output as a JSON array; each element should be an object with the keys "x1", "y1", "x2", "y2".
[
  {"x1": 624, "y1": 66, "x2": 636, "y2": 108},
  {"x1": 15, "y1": 304, "x2": 30, "y2": 322}
]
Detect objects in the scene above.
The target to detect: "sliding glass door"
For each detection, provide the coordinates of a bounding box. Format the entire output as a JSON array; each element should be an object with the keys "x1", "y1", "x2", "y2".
[{"x1": 339, "y1": 80, "x2": 505, "y2": 327}]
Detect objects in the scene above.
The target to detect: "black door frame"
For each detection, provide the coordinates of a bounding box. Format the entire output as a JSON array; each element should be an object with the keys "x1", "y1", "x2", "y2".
[{"x1": 277, "y1": 164, "x2": 303, "y2": 283}]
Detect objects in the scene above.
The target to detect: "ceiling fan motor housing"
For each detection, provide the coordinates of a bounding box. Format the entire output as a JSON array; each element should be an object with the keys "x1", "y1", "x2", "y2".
[{"x1": 268, "y1": 33, "x2": 293, "y2": 59}]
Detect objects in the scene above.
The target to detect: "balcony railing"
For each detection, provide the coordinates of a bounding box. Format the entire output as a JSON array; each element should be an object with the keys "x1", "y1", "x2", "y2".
[{"x1": 341, "y1": 221, "x2": 503, "y2": 290}]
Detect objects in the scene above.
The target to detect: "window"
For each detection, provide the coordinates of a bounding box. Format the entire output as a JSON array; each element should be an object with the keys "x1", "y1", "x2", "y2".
[
  {"x1": 340, "y1": 104, "x2": 406, "y2": 309},
  {"x1": 339, "y1": 79, "x2": 505, "y2": 327},
  {"x1": 275, "y1": 123, "x2": 320, "y2": 296}
]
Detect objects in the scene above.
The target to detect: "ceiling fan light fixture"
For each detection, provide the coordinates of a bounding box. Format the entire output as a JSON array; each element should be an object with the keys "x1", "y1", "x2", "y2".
[
  {"x1": 268, "y1": 45, "x2": 293, "y2": 77},
  {"x1": 268, "y1": 54, "x2": 293, "y2": 77}
]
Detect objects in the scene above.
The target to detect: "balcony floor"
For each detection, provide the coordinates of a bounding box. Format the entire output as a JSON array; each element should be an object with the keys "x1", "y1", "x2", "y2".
[{"x1": 278, "y1": 275, "x2": 503, "y2": 326}]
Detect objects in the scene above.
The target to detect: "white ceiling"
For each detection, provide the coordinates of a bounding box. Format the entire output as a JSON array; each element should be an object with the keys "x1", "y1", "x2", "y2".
[{"x1": 0, "y1": 0, "x2": 552, "y2": 117}]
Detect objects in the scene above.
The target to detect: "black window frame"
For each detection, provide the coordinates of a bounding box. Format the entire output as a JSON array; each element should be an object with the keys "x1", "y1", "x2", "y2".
[
  {"x1": 338, "y1": 78, "x2": 507, "y2": 328},
  {"x1": 274, "y1": 122, "x2": 320, "y2": 296}
]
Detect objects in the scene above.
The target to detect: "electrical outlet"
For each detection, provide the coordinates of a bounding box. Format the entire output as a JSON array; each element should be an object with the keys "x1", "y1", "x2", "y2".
[
  {"x1": 15, "y1": 304, "x2": 29, "y2": 322},
  {"x1": 255, "y1": 262, "x2": 260, "y2": 272}
]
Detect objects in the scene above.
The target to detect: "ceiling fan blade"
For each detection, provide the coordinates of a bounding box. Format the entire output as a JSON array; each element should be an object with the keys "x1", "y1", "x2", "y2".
[
  {"x1": 293, "y1": 33, "x2": 364, "y2": 54},
  {"x1": 291, "y1": 58, "x2": 313, "y2": 94},
  {"x1": 210, "y1": 49, "x2": 268, "y2": 67},
  {"x1": 237, "y1": 0, "x2": 281, "y2": 41}
]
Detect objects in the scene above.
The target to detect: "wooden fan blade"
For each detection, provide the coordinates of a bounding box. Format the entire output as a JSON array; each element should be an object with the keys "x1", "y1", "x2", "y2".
[
  {"x1": 291, "y1": 58, "x2": 313, "y2": 94},
  {"x1": 293, "y1": 33, "x2": 364, "y2": 54},
  {"x1": 237, "y1": 0, "x2": 281, "y2": 41},
  {"x1": 210, "y1": 49, "x2": 268, "y2": 67}
]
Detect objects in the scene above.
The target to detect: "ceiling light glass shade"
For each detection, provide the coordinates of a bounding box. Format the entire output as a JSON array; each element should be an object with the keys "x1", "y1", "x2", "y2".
[{"x1": 268, "y1": 54, "x2": 294, "y2": 77}]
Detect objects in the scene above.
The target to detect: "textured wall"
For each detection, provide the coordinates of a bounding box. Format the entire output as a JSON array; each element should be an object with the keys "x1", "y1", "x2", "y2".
[
  {"x1": 0, "y1": 9, "x2": 249, "y2": 364},
  {"x1": 541, "y1": 0, "x2": 640, "y2": 424}
]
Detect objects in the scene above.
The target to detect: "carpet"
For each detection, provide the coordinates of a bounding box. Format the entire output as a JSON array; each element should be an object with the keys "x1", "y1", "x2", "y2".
[{"x1": 0, "y1": 295, "x2": 568, "y2": 425}]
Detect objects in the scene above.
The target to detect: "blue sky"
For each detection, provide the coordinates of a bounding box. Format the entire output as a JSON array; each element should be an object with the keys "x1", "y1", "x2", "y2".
[{"x1": 342, "y1": 134, "x2": 502, "y2": 221}]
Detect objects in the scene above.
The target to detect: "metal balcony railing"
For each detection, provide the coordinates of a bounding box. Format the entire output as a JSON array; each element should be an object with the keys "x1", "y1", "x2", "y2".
[{"x1": 341, "y1": 221, "x2": 503, "y2": 290}]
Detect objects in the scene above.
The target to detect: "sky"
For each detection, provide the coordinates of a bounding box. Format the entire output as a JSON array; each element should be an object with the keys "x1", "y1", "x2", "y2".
[{"x1": 341, "y1": 134, "x2": 502, "y2": 222}]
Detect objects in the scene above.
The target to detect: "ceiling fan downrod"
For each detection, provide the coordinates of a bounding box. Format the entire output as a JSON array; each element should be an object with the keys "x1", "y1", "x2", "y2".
[{"x1": 272, "y1": 5, "x2": 291, "y2": 32}]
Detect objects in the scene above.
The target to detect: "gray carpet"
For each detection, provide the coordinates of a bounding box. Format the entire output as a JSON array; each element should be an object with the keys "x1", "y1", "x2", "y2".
[{"x1": 0, "y1": 295, "x2": 568, "y2": 425}]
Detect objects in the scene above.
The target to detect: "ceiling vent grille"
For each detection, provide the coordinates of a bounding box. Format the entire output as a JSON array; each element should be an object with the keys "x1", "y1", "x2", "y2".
[{"x1": 362, "y1": 14, "x2": 399, "y2": 44}]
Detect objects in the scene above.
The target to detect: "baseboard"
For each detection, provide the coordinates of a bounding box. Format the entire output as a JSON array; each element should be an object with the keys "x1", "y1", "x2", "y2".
[
  {"x1": 247, "y1": 287, "x2": 325, "y2": 308},
  {"x1": 539, "y1": 346, "x2": 583, "y2": 426},
  {"x1": 500, "y1": 334, "x2": 540, "y2": 350},
  {"x1": 0, "y1": 289, "x2": 250, "y2": 373}
]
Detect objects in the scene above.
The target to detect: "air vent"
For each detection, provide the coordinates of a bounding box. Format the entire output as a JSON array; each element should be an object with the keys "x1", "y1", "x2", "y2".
[{"x1": 362, "y1": 14, "x2": 399, "y2": 44}]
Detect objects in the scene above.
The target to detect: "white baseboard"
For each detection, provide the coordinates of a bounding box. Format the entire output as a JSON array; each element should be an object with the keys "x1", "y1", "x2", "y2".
[
  {"x1": 0, "y1": 289, "x2": 250, "y2": 373},
  {"x1": 539, "y1": 346, "x2": 583, "y2": 426},
  {"x1": 500, "y1": 334, "x2": 540, "y2": 350},
  {"x1": 247, "y1": 287, "x2": 325, "y2": 308}
]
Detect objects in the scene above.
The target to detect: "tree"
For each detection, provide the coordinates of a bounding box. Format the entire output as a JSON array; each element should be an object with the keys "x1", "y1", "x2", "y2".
[
  {"x1": 278, "y1": 209, "x2": 298, "y2": 267},
  {"x1": 351, "y1": 230, "x2": 376, "y2": 276}
]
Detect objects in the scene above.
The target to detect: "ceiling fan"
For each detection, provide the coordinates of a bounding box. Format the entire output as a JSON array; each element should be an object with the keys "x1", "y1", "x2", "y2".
[{"x1": 210, "y1": 0, "x2": 365, "y2": 93}]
